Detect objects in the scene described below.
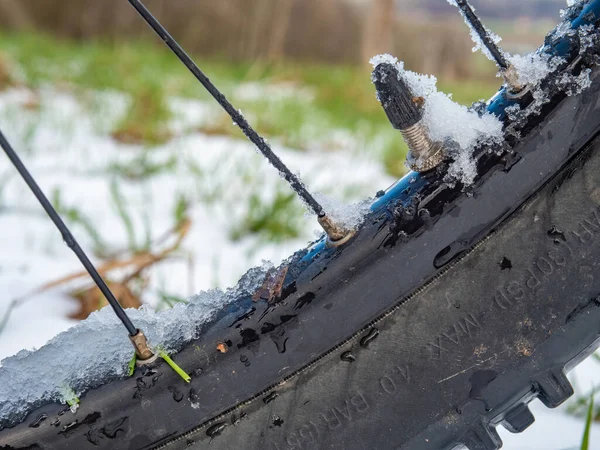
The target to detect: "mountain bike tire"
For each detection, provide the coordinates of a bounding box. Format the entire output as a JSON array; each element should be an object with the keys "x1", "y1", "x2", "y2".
[
  {"x1": 3, "y1": 1, "x2": 600, "y2": 449},
  {"x1": 2, "y1": 56, "x2": 600, "y2": 450}
]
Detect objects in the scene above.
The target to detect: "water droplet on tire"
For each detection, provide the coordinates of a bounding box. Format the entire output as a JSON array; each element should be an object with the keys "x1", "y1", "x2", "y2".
[
  {"x1": 360, "y1": 328, "x2": 380, "y2": 348},
  {"x1": 340, "y1": 351, "x2": 356, "y2": 362},
  {"x1": 206, "y1": 422, "x2": 227, "y2": 438},
  {"x1": 28, "y1": 413, "x2": 48, "y2": 428}
]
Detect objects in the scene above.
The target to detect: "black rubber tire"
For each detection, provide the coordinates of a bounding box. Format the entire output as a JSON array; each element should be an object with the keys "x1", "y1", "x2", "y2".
[{"x1": 3, "y1": 54, "x2": 600, "y2": 450}]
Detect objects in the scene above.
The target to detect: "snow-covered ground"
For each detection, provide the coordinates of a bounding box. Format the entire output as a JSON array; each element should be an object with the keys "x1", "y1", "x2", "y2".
[
  {"x1": 0, "y1": 85, "x2": 598, "y2": 448},
  {"x1": 0, "y1": 84, "x2": 390, "y2": 359}
]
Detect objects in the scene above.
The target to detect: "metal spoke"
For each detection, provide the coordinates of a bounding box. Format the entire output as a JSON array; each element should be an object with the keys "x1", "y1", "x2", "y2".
[
  {"x1": 127, "y1": 0, "x2": 327, "y2": 219},
  {"x1": 452, "y1": 0, "x2": 509, "y2": 70},
  {"x1": 0, "y1": 129, "x2": 154, "y2": 359}
]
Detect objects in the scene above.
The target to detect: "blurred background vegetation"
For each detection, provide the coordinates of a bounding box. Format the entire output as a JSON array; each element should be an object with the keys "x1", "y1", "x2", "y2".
[{"x1": 0, "y1": 0, "x2": 559, "y2": 176}]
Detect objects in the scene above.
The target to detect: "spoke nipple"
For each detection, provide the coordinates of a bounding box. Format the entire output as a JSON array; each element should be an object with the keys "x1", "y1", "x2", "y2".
[
  {"x1": 318, "y1": 214, "x2": 355, "y2": 247},
  {"x1": 503, "y1": 64, "x2": 526, "y2": 94},
  {"x1": 130, "y1": 329, "x2": 158, "y2": 365},
  {"x1": 372, "y1": 63, "x2": 445, "y2": 172}
]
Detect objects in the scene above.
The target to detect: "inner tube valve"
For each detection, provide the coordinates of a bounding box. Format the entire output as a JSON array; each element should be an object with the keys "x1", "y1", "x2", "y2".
[{"x1": 373, "y1": 63, "x2": 444, "y2": 172}]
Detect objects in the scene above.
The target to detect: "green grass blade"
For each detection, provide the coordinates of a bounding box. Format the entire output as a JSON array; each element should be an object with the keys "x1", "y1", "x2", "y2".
[
  {"x1": 159, "y1": 350, "x2": 191, "y2": 383},
  {"x1": 0, "y1": 300, "x2": 17, "y2": 338},
  {"x1": 581, "y1": 391, "x2": 595, "y2": 450},
  {"x1": 60, "y1": 386, "x2": 80, "y2": 410},
  {"x1": 66, "y1": 395, "x2": 80, "y2": 407},
  {"x1": 51, "y1": 187, "x2": 108, "y2": 256},
  {"x1": 158, "y1": 291, "x2": 188, "y2": 308},
  {"x1": 128, "y1": 352, "x2": 137, "y2": 376},
  {"x1": 110, "y1": 180, "x2": 137, "y2": 252}
]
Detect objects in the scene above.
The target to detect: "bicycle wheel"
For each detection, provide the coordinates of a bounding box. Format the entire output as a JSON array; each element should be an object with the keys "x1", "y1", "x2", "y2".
[{"x1": 1, "y1": 1, "x2": 600, "y2": 450}]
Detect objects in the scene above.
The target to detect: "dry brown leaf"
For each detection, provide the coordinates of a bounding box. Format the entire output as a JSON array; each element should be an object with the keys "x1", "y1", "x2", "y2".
[
  {"x1": 70, "y1": 281, "x2": 143, "y2": 321},
  {"x1": 15, "y1": 218, "x2": 192, "y2": 320}
]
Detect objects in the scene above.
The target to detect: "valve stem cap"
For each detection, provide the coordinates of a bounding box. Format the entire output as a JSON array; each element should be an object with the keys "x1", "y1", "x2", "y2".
[
  {"x1": 372, "y1": 62, "x2": 445, "y2": 173},
  {"x1": 372, "y1": 63, "x2": 422, "y2": 130}
]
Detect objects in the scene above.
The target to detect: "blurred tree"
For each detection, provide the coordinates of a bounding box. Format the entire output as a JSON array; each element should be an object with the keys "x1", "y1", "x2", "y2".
[
  {"x1": 0, "y1": 0, "x2": 483, "y2": 77},
  {"x1": 362, "y1": 0, "x2": 395, "y2": 64},
  {"x1": 268, "y1": 0, "x2": 294, "y2": 62},
  {"x1": 0, "y1": 0, "x2": 33, "y2": 29}
]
